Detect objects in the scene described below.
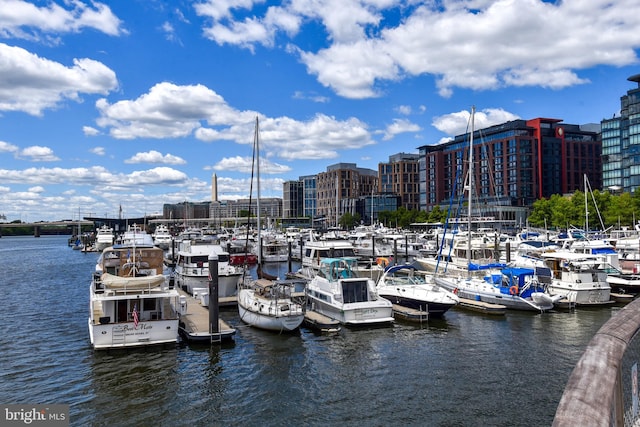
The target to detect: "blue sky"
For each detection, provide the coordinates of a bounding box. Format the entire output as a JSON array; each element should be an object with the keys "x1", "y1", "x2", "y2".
[{"x1": 1, "y1": 0, "x2": 639, "y2": 222}]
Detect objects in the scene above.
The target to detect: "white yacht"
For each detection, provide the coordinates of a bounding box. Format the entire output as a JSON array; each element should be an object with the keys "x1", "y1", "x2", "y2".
[
  {"x1": 174, "y1": 235, "x2": 243, "y2": 298},
  {"x1": 306, "y1": 257, "x2": 394, "y2": 326},
  {"x1": 94, "y1": 224, "x2": 114, "y2": 252},
  {"x1": 152, "y1": 224, "x2": 173, "y2": 250},
  {"x1": 88, "y1": 243, "x2": 180, "y2": 349},
  {"x1": 540, "y1": 251, "x2": 611, "y2": 306}
]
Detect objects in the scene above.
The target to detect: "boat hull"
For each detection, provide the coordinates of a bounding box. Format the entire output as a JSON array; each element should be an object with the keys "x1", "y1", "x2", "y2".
[
  {"x1": 308, "y1": 298, "x2": 394, "y2": 325},
  {"x1": 237, "y1": 288, "x2": 304, "y2": 331},
  {"x1": 88, "y1": 319, "x2": 178, "y2": 350},
  {"x1": 376, "y1": 293, "x2": 456, "y2": 317}
]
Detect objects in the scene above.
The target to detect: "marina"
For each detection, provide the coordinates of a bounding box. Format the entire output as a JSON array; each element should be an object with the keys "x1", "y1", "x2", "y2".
[{"x1": 0, "y1": 235, "x2": 632, "y2": 425}]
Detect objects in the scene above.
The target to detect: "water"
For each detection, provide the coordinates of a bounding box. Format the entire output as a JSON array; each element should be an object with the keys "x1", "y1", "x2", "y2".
[{"x1": 0, "y1": 236, "x2": 620, "y2": 426}]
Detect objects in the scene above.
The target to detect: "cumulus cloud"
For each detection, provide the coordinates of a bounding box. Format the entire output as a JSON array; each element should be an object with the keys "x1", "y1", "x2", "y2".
[
  {"x1": 95, "y1": 82, "x2": 376, "y2": 160},
  {"x1": 0, "y1": 0, "x2": 126, "y2": 41},
  {"x1": 0, "y1": 43, "x2": 118, "y2": 116},
  {"x1": 193, "y1": 0, "x2": 640, "y2": 99},
  {"x1": 380, "y1": 118, "x2": 421, "y2": 141},
  {"x1": 0, "y1": 141, "x2": 19, "y2": 153},
  {"x1": 17, "y1": 146, "x2": 60, "y2": 162},
  {"x1": 432, "y1": 108, "x2": 521, "y2": 136},
  {"x1": 90, "y1": 147, "x2": 105, "y2": 156},
  {"x1": 125, "y1": 150, "x2": 187, "y2": 165},
  {"x1": 212, "y1": 155, "x2": 291, "y2": 174}
]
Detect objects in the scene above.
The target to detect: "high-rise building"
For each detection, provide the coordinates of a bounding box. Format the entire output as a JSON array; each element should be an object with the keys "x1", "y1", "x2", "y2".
[
  {"x1": 315, "y1": 163, "x2": 377, "y2": 227},
  {"x1": 418, "y1": 118, "x2": 601, "y2": 224},
  {"x1": 378, "y1": 153, "x2": 420, "y2": 211},
  {"x1": 601, "y1": 73, "x2": 640, "y2": 193}
]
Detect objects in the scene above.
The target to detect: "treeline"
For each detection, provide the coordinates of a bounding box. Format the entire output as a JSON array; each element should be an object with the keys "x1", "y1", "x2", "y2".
[
  {"x1": 338, "y1": 190, "x2": 639, "y2": 231},
  {"x1": 527, "y1": 190, "x2": 640, "y2": 230}
]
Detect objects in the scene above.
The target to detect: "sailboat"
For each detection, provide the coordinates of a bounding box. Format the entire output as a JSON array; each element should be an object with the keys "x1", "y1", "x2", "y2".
[
  {"x1": 237, "y1": 117, "x2": 305, "y2": 332},
  {"x1": 433, "y1": 106, "x2": 559, "y2": 312}
]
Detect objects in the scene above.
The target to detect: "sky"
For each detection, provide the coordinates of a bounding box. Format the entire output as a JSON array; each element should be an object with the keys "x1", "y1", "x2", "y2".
[{"x1": 1, "y1": 0, "x2": 640, "y2": 222}]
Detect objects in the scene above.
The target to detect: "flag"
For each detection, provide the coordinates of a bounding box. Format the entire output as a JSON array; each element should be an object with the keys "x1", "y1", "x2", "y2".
[{"x1": 133, "y1": 303, "x2": 139, "y2": 328}]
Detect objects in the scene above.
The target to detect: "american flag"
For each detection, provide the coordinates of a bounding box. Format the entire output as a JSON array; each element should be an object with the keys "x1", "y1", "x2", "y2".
[{"x1": 133, "y1": 303, "x2": 139, "y2": 328}]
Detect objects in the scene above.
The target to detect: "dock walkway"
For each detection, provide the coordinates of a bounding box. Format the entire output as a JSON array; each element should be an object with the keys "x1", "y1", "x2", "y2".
[{"x1": 176, "y1": 288, "x2": 236, "y2": 343}]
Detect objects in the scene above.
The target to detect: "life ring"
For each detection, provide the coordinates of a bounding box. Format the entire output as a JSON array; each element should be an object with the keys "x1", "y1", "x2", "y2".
[
  {"x1": 376, "y1": 257, "x2": 389, "y2": 267},
  {"x1": 509, "y1": 285, "x2": 519, "y2": 295}
]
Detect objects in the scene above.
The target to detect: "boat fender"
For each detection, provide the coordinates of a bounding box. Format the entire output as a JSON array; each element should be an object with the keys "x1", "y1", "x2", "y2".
[
  {"x1": 509, "y1": 285, "x2": 519, "y2": 295},
  {"x1": 376, "y1": 257, "x2": 389, "y2": 267},
  {"x1": 453, "y1": 288, "x2": 458, "y2": 295}
]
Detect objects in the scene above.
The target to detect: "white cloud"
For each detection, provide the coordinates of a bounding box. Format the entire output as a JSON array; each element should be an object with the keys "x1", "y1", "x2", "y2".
[
  {"x1": 432, "y1": 108, "x2": 521, "y2": 136},
  {"x1": 125, "y1": 150, "x2": 187, "y2": 165},
  {"x1": 90, "y1": 147, "x2": 105, "y2": 156},
  {"x1": 0, "y1": 141, "x2": 19, "y2": 153},
  {"x1": 212, "y1": 156, "x2": 291, "y2": 174},
  {"x1": 83, "y1": 126, "x2": 100, "y2": 136},
  {"x1": 0, "y1": 0, "x2": 126, "y2": 41},
  {"x1": 196, "y1": 0, "x2": 640, "y2": 99},
  {"x1": 0, "y1": 43, "x2": 118, "y2": 116},
  {"x1": 17, "y1": 146, "x2": 60, "y2": 162},
  {"x1": 381, "y1": 118, "x2": 421, "y2": 141}
]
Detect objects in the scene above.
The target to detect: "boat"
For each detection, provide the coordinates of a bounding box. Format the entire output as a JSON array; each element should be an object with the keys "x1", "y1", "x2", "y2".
[
  {"x1": 431, "y1": 107, "x2": 558, "y2": 312},
  {"x1": 94, "y1": 224, "x2": 114, "y2": 252},
  {"x1": 307, "y1": 257, "x2": 394, "y2": 325},
  {"x1": 173, "y1": 235, "x2": 243, "y2": 298},
  {"x1": 116, "y1": 224, "x2": 155, "y2": 246},
  {"x1": 297, "y1": 232, "x2": 384, "y2": 282},
  {"x1": 88, "y1": 242, "x2": 180, "y2": 349},
  {"x1": 539, "y1": 251, "x2": 612, "y2": 306},
  {"x1": 237, "y1": 277, "x2": 305, "y2": 332},
  {"x1": 152, "y1": 224, "x2": 173, "y2": 250},
  {"x1": 376, "y1": 264, "x2": 459, "y2": 317},
  {"x1": 236, "y1": 117, "x2": 305, "y2": 331}
]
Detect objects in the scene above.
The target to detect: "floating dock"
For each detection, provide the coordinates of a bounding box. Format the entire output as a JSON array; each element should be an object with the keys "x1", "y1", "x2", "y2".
[
  {"x1": 456, "y1": 297, "x2": 507, "y2": 315},
  {"x1": 303, "y1": 310, "x2": 341, "y2": 333},
  {"x1": 392, "y1": 304, "x2": 430, "y2": 323},
  {"x1": 176, "y1": 288, "x2": 236, "y2": 343}
]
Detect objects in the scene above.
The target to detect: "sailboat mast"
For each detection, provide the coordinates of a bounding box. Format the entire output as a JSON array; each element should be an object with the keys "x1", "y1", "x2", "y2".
[
  {"x1": 255, "y1": 117, "x2": 262, "y2": 265},
  {"x1": 467, "y1": 106, "x2": 475, "y2": 272}
]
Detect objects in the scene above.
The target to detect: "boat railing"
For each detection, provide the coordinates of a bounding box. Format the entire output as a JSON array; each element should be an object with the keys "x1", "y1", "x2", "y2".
[{"x1": 553, "y1": 296, "x2": 640, "y2": 426}]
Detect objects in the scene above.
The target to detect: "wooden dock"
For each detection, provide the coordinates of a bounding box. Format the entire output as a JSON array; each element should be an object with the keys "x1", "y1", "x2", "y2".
[
  {"x1": 303, "y1": 310, "x2": 341, "y2": 333},
  {"x1": 176, "y1": 288, "x2": 236, "y2": 344},
  {"x1": 392, "y1": 304, "x2": 429, "y2": 323},
  {"x1": 456, "y1": 297, "x2": 507, "y2": 315}
]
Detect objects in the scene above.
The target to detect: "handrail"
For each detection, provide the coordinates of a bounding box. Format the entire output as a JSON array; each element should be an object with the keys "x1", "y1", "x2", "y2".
[{"x1": 553, "y1": 297, "x2": 640, "y2": 426}]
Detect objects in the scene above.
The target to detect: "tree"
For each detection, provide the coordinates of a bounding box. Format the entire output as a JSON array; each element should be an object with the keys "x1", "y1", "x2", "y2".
[{"x1": 339, "y1": 212, "x2": 361, "y2": 230}]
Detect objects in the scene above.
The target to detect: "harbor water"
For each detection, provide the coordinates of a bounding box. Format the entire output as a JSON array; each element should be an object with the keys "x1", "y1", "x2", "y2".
[{"x1": 0, "y1": 236, "x2": 621, "y2": 426}]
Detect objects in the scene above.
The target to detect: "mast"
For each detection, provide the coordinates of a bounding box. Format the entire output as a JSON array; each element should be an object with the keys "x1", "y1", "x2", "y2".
[
  {"x1": 467, "y1": 106, "x2": 475, "y2": 275},
  {"x1": 255, "y1": 117, "x2": 262, "y2": 265}
]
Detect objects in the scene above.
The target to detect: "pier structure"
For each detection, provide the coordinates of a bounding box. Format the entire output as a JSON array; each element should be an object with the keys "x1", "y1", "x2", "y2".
[{"x1": 554, "y1": 297, "x2": 640, "y2": 426}]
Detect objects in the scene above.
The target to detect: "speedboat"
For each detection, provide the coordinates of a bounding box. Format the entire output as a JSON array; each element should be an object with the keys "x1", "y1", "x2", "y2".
[{"x1": 376, "y1": 264, "x2": 459, "y2": 317}]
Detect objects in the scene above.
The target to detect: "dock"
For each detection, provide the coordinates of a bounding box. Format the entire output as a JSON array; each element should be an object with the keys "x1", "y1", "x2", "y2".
[
  {"x1": 456, "y1": 297, "x2": 507, "y2": 315},
  {"x1": 303, "y1": 310, "x2": 341, "y2": 333},
  {"x1": 392, "y1": 304, "x2": 430, "y2": 323},
  {"x1": 176, "y1": 288, "x2": 236, "y2": 343}
]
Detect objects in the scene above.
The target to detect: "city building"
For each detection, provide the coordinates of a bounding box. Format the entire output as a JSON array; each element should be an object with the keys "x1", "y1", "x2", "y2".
[
  {"x1": 419, "y1": 118, "x2": 601, "y2": 227},
  {"x1": 378, "y1": 153, "x2": 420, "y2": 211},
  {"x1": 315, "y1": 163, "x2": 378, "y2": 227},
  {"x1": 601, "y1": 73, "x2": 640, "y2": 193}
]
